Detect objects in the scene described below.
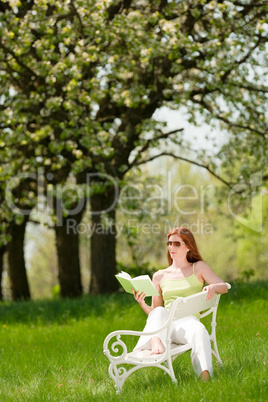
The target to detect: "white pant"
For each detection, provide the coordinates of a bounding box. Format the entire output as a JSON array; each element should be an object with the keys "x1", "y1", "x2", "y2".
[{"x1": 134, "y1": 306, "x2": 213, "y2": 377}]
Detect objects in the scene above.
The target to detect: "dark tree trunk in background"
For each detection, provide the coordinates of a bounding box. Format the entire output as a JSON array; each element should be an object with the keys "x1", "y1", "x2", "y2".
[
  {"x1": 0, "y1": 246, "x2": 6, "y2": 301},
  {"x1": 89, "y1": 187, "x2": 119, "y2": 294},
  {"x1": 7, "y1": 218, "x2": 31, "y2": 301},
  {"x1": 55, "y1": 203, "x2": 85, "y2": 298}
]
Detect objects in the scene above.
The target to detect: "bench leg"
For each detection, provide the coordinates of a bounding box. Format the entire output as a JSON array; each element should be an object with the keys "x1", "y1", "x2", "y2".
[
  {"x1": 212, "y1": 339, "x2": 223, "y2": 366},
  {"x1": 166, "y1": 355, "x2": 178, "y2": 383}
]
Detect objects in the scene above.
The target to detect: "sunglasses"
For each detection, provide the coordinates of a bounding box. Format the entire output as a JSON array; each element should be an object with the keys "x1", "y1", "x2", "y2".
[{"x1": 166, "y1": 241, "x2": 185, "y2": 248}]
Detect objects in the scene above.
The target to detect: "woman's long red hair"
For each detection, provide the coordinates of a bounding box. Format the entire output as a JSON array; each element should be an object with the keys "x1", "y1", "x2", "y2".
[{"x1": 167, "y1": 227, "x2": 203, "y2": 266}]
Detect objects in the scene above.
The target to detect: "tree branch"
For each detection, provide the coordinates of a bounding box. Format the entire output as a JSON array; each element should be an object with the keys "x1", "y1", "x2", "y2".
[
  {"x1": 129, "y1": 128, "x2": 184, "y2": 168},
  {"x1": 70, "y1": 0, "x2": 85, "y2": 38},
  {"x1": 230, "y1": 82, "x2": 268, "y2": 94},
  {"x1": 130, "y1": 151, "x2": 233, "y2": 188},
  {"x1": 106, "y1": 0, "x2": 132, "y2": 21},
  {"x1": 194, "y1": 97, "x2": 267, "y2": 138}
]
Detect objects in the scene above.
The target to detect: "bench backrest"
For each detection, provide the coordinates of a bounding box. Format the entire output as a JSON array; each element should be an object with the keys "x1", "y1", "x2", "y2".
[{"x1": 168, "y1": 291, "x2": 220, "y2": 322}]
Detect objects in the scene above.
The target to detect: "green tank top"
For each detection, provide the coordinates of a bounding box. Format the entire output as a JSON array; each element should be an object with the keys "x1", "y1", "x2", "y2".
[{"x1": 160, "y1": 263, "x2": 203, "y2": 311}]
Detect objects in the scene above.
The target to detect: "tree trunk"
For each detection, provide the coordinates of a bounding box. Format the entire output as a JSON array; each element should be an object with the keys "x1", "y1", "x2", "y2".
[
  {"x1": 0, "y1": 246, "x2": 6, "y2": 301},
  {"x1": 89, "y1": 187, "x2": 119, "y2": 294},
  {"x1": 55, "y1": 206, "x2": 85, "y2": 298},
  {"x1": 7, "y1": 218, "x2": 31, "y2": 301}
]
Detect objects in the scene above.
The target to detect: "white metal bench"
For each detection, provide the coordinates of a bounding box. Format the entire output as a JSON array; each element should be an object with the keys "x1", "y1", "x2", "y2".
[{"x1": 103, "y1": 284, "x2": 231, "y2": 393}]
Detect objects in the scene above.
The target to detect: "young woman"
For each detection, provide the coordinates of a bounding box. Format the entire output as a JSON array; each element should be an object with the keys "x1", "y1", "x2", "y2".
[{"x1": 132, "y1": 227, "x2": 228, "y2": 381}]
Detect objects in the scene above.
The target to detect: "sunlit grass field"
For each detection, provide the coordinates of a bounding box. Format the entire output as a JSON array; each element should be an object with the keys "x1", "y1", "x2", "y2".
[{"x1": 0, "y1": 281, "x2": 267, "y2": 401}]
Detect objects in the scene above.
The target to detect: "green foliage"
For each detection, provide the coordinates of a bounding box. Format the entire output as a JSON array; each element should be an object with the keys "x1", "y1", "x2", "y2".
[
  {"x1": 22, "y1": 222, "x2": 91, "y2": 300},
  {"x1": 233, "y1": 191, "x2": 268, "y2": 282},
  {"x1": 1, "y1": 0, "x2": 267, "y2": 295},
  {"x1": 115, "y1": 159, "x2": 237, "y2": 279},
  {"x1": 24, "y1": 223, "x2": 59, "y2": 300},
  {"x1": 1, "y1": 0, "x2": 267, "y2": 187},
  {"x1": 7, "y1": 159, "x2": 264, "y2": 301},
  {"x1": 0, "y1": 281, "x2": 267, "y2": 401}
]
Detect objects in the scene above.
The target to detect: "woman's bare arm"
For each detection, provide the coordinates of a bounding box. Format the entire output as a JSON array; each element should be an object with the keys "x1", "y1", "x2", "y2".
[{"x1": 196, "y1": 261, "x2": 229, "y2": 300}]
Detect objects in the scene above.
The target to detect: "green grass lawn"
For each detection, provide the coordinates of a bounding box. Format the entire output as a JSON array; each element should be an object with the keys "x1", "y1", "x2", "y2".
[{"x1": 0, "y1": 281, "x2": 267, "y2": 401}]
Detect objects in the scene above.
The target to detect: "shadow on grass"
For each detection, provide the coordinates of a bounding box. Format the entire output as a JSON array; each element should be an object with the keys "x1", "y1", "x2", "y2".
[
  {"x1": 0, "y1": 280, "x2": 267, "y2": 325},
  {"x1": 0, "y1": 291, "x2": 136, "y2": 325},
  {"x1": 220, "y1": 280, "x2": 268, "y2": 305}
]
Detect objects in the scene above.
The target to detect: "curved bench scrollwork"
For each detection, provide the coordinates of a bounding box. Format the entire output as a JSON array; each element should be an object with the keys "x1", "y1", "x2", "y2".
[{"x1": 105, "y1": 334, "x2": 128, "y2": 360}]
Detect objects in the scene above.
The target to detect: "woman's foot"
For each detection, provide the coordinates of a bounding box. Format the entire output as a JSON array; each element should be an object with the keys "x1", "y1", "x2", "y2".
[
  {"x1": 151, "y1": 337, "x2": 164, "y2": 354},
  {"x1": 200, "y1": 370, "x2": 210, "y2": 381}
]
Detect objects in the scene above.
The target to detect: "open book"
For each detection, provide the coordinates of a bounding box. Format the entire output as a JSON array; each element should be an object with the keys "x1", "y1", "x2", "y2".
[{"x1": 115, "y1": 271, "x2": 159, "y2": 297}]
